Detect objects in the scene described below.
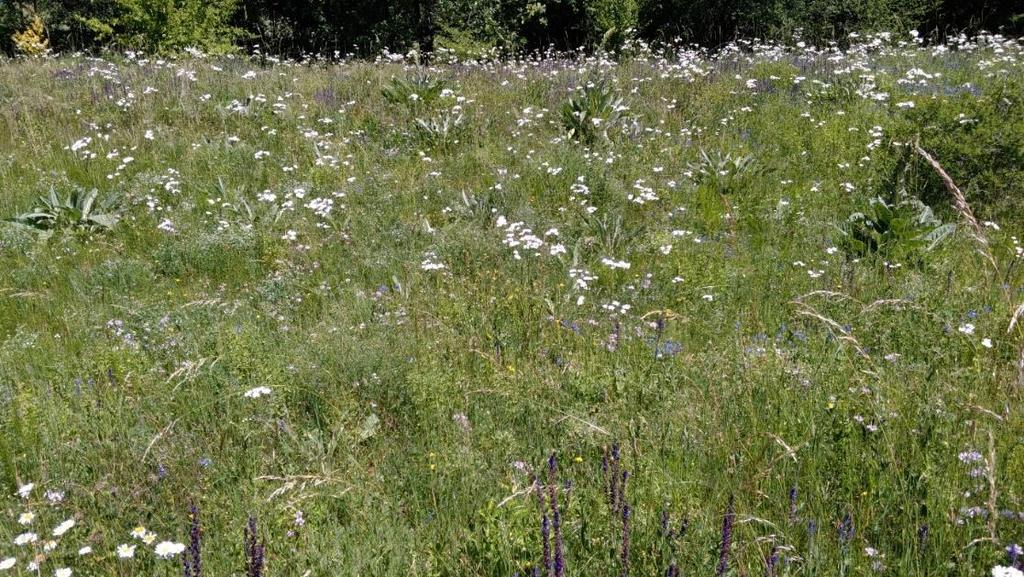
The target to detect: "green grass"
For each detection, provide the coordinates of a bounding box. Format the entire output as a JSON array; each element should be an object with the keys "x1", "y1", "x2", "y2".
[{"x1": 0, "y1": 34, "x2": 1023, "y2": 576}]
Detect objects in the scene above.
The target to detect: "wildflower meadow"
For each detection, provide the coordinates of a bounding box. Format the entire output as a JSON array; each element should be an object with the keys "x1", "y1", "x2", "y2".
[{"x1": 1, "y1": 32, "x2": 1024, "y2": 576}]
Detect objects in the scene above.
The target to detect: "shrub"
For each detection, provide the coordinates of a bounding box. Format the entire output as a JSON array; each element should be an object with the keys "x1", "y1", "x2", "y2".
[
  {"x1": 11, "y1": 13, "x2": 49, "y2": 56},
  {"x1": 80, "y1": 0, "x2": 242, "y2": 54},
  {"x1": 585, "y1": 0, "x2": 638, "y2": 51}
]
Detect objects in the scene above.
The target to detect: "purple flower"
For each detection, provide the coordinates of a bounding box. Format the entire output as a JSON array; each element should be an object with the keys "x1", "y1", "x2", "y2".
[
  {"x1": 183, "y1": 501, "x2": 202, "y2": 577},
  {"x1": 716, "y1": 497, "x2": 735, "y2": 577},
  {"x1": 838, "y1": 512, "x2": 854, "y2": 548},
  {"x1": 244, "y1": 516, "x2": 265, "y2": 577},
  {"x1": 620, "y1": 504, "x2": 631, "y2": 577}
]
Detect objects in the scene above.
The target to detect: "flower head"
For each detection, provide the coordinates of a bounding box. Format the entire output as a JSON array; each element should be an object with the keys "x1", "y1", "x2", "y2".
[
  {"x1": 245, "y1": 386, "x2": 272, "y2": 399},
  {"x1": 154, "y1": 541, "x2": 186, "y2": 558},
  {"x1": 53, "y1": 519, "x2": 75, "y2": 536}
]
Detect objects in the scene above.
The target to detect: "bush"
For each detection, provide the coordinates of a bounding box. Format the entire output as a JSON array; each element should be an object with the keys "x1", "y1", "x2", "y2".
[
  {"x1": 585, "y1": 0, "x2": 637, "y2": 51},
  {"x1": 80, "y1": 0, "x2": 242, "y2": 54},
  {"x1": 11, "y1": 13, "x2": 49, "y2": 55}
]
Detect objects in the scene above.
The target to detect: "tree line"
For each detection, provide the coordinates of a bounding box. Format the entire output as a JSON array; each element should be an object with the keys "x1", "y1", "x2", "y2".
[{"x1": 2, "y1": 0, "x2": 1022, "y2": 57}]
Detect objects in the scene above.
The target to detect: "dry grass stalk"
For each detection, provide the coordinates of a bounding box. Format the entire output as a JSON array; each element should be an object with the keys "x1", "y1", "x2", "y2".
[
  {"x1": 1010, "y1": 303, "x2": 1024, "y2": 334},
  {"x1": 913, "y1": 142, "x2": 1001, "y2": 277}
]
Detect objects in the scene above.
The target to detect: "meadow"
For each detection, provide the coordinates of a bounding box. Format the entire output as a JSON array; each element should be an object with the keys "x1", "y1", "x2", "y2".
[{"x1": 1, "y1": 33, "x2": 1024, "y2": 576}]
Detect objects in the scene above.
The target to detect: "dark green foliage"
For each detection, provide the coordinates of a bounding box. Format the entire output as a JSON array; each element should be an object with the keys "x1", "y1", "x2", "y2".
[
  {"x1": 897, "y1": 79, "x2": 1024, "y2": 223},
  {"x1": 79, "y1": 0, "x2": 243, "y2": 53},
  {"x1": 3, "y1": 0, "x2": 1021, "y2": 56},
  {"x1": 838, "y1": 196, "x2": 954, "y2": 256}
]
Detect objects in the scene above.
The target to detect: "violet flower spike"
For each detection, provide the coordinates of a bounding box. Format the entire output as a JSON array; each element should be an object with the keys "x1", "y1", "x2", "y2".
[
  {"x1": 716, "y1": 497, "x2": 735, "y2": 577},
  {"x1": 619, "y1": 504, "x2": 631, "y2": 577}
]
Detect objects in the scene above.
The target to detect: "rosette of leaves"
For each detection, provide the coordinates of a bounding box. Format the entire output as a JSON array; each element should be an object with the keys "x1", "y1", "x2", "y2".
[
  {"x1": 838, "y1": 195, "x2": 954, "y2": 256},
  {"x1": 561, "y1": 80, "x2": 628, "y2": 145},
  {"x1": 414, "y1": 111, "x2": 465, "y2": 150},
  {"x1": 9, "y1": 187, "x2": 120, "y2": 235},
  {"x1": 381, "y1": 73, "x2": 447, "y2": 110}
]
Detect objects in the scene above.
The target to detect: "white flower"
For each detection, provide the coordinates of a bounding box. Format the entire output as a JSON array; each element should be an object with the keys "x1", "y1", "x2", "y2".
[
  {"x1": 14, "y1": 532, "x2": 38, "y2": 546},
  {"x1": 0, "y1": 558, "x2": 14, "y2": 570},
  {"x1": 896, "y1": 101, "x2": 915, "y2": 109},
  {"x1": 157, "y1": 219, "x2": 177, "y2": 233},
  {"x1": 958, "y1": 323, "x2": 975, "y2": 335},
  {"x1": 55, "y1": 568, "x2": 72, "y2": 577},
  {"x1": 130, "y1": 526, "x2": 147, "y2": 539},
  {"x1": 993, "y1": 567, "x2": 1024, "y2": 577},
  {"x1": 116, "y1": 543, "x2": 136, "y2": 558},
  {"x1": 154, "y1": 541, "x2": 186, "y2": 558},
  {"x1": 18, "y1": 511, "x2": 34, "y2": 525},
  {"x1": 600, "y1": 257, "x2": 631, "y2": 270},
  {"x1": 244, "y1": 386, "x2": 272, "y2": 398},
  {"x1": 78, "y1": 546, "x2": 92, "y2": 556},
  {"x1": 44, "y1": 490, "x2": 64, "y2": 503},
  {"x1": 420, "y1": 258, "x2": 446, "y2": 271},
  {"x1": 981, "y1": 338, "x2": 993, "y2": 348},
  {"x1": 281, "y1": 230, "x2": 297, "y2": 241},
  {"x1": 702, "y1": 294, "x2": 714, "y2": 302},
  {"x1": 17, "y1": 483, "x2": 34, "y2": 498},
  {"x1": 53, "y1": 519, "x2": 75, "y2": 536}
]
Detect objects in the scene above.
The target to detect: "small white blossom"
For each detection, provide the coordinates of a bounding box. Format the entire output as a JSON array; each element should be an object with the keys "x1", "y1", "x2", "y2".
[
  {"x1": 116, "y1": 543, "x2": 136, "y2": 558},
  {"x1": 244, "y1": 386, "x2": 272, "y2": 399},
  {"x1": 154, "y1": 541, "x2": 186, "y2": 558}
]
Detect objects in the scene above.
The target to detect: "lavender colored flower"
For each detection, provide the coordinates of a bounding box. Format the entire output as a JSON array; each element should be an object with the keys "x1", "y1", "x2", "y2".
[
  {"x1": 541, "y1": 514, "x2": 552, "y2": 577},
  {"x1": 620, "y1": 504, "x2": 631, "y2": 577},
  {"x1": 766, "y1": 545, "x2": 780, "y2": 577},
  {"x1": 716, "y1": 497, "x2": 735, "y2": 577},
  {"x1": 547, "y1": 454, "x2": 564, "y2": 577},
  {"x1": 838, "y1": 512, "x2": 854, "y2": 548},
  {"x1": 183, "y1": 501, "x2": 202, "y2": 577},
  {"x1": 1008, "y1": 543, "x2": 1022, "y2": 567},
  {"x1": 788, "y1": 486, "x2": 798, "y2": 523},
  {"x1": 244, "y1": 516, "x2": 265, "y2": 577}
]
